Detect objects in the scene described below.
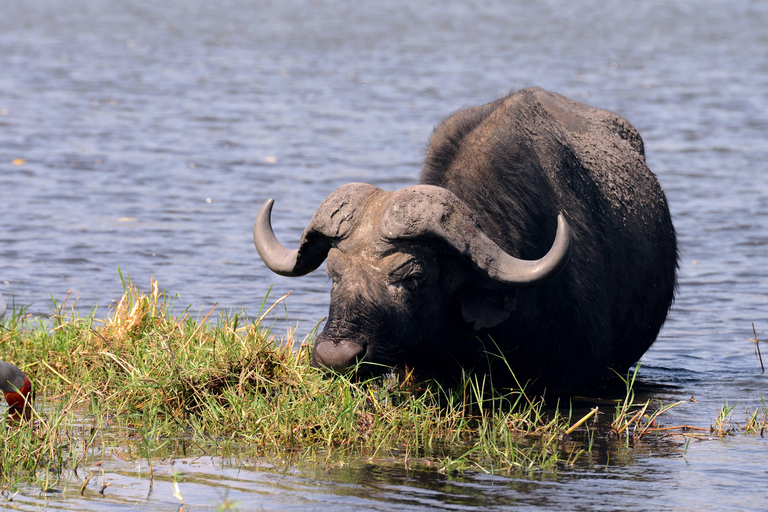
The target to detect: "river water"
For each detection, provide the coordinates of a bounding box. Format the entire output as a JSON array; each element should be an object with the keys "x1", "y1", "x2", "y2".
[{"x1": 2, "y1": 0, "x2": 768, "y2": 510}]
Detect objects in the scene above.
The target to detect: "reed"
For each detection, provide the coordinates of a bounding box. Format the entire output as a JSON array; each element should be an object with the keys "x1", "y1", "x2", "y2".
[
  {"x1": 0, "y1": 277, "x2": 576, "y2": 483},
  {"x1": 0, "y1": 276, "x2": 765, "y2": 489}
]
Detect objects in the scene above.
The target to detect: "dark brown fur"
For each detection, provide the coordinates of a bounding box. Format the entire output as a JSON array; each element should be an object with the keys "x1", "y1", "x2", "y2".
[
  {"x1": 292, "y1": 87, "x2": 677, "y2": 393},
  {"x1": 416, "y1": 87, "x2": 677, "y2": 391}
]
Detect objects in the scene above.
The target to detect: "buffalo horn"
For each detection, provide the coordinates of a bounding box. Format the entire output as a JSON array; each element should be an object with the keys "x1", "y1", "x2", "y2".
[
  {"x1": 380, "y1": 185, "x2": 572, "y2": 287},
  {"x1": 254, "y1": 183, "x2": 381, "y2": 277}
]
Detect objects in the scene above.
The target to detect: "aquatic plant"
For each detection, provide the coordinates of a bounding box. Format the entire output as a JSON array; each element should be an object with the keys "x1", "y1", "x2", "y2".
[
  {"x1": 0, "y1": 278, "x2": 576, "y2": 483},
  {"x1": 0, "y1": 277, "x2": 765, "y2": 492}
]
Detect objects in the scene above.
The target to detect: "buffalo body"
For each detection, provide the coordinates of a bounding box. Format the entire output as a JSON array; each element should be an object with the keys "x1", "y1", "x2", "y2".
[{"x1": 254, "y1": 87, "x2": 677, "y2": 392}]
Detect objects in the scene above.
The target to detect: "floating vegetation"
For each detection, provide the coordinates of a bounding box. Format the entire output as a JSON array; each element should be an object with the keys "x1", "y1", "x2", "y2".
[{"x1": 0, "y1": 277, "x2": 765, "y2": 493}]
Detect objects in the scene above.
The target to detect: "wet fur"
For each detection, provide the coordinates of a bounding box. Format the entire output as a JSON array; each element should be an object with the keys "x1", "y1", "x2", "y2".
[
  {"x1": 419, "y1": 87, "x2": 678, "y2": 391},
  {"x1": 312, "y1": 87, "x2": 677, "y2": 393}
]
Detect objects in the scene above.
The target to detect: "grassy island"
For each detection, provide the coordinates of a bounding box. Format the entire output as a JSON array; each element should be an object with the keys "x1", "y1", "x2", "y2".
[{"x1": 0, "y1": 278, "x2": 764, "y2": 492}]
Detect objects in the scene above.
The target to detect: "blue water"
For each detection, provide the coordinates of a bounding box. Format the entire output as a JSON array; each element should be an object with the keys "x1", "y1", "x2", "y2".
[{"x1": 2, "y1": 0, "x2": 768, "y2": 510}]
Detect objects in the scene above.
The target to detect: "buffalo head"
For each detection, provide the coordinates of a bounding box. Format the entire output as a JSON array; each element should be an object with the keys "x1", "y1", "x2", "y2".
[{"x1": 253, "y1": 183, "x2": 571, "y2": 377}]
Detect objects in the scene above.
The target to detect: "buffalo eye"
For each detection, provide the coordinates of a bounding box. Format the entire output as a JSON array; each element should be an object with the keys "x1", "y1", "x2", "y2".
[
  {"x1": 397, "y1": 273, "x2": 423, "y2": 289},
  {"x1": 327, "y1": 268, "x2": 342, "y2": 288},
  {"x1": 389, "y1": 265, "x2": 425, "y2": 289}
]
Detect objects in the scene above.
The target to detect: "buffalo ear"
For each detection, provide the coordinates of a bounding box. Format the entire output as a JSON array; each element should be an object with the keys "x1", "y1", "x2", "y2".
[{"x1": 460, "y1": 288, "x2": 518, "y2": 330}]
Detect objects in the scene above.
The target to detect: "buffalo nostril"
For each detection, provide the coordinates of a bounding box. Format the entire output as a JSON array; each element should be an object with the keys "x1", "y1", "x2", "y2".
[{"x1": 314, "y1": 341, "x2": 365, "y2": 371}]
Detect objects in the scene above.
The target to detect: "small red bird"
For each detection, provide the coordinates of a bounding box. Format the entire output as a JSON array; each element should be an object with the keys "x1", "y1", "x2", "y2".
[
  {"x1": 0, "y1": 361, "x2": 32, "y2": 421},
  {"x1": 0, "y1": 292, "x2": 33, "y2": 420}
]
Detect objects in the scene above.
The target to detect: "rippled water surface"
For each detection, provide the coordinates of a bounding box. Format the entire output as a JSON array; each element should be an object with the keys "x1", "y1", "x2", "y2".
[{"x1": 2, "y1": 0, "x2": 768, "y2": 510}]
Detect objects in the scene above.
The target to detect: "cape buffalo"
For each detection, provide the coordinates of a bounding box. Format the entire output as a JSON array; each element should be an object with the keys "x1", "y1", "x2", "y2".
[{"x1": 253, "y1": 87, "x2": 677, "y2": 393}]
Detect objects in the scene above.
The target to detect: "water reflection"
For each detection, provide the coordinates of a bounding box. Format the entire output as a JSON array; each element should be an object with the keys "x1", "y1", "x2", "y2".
[{"x1": 3, "y1": 0, "x2": 768, "y2": 509}]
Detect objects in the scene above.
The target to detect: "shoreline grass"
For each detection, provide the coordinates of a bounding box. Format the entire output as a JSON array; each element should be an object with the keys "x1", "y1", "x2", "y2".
[{"x1": 0, "y1": 278, "x2": 766, "y2": 491}]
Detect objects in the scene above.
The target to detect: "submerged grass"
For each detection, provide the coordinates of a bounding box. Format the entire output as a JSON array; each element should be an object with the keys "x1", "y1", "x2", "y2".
[{"x1": 0, "y1": 277, "x2": 766, "y2": 491}]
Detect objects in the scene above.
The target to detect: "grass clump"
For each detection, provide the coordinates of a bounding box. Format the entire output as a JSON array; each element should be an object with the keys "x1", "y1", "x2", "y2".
[
  {"x1": 0, "y1": 277, "x2": 765, "y2": 491},
  {"x1": 0, "y1": 278, "x2": 584, "y2": 486}
]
